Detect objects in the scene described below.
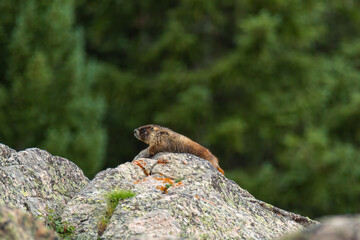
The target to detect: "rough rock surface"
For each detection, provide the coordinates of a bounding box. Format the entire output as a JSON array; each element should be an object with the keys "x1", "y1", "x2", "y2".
[
  {"x1": 62, "y1": 152, "x2": 316, "y2": 240},
  {"x1": 0, "y1": 144, "x2": 89, "y2": 217},
  {"x1": 0, "y1": 205, "x2": 59, "y2": 240},
  {"x1": 283, "y1": 215, "x2": 360, "y2": 240}
]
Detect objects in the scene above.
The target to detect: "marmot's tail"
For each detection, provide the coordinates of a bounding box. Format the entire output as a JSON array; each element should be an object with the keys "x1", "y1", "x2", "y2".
[{"x1": 217, "y1": 167, "x2": 225, "y2": 175}]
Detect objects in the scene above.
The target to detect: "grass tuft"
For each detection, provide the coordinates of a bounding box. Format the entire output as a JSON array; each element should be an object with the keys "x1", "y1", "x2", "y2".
[{"x1": 98, "y1": 189, "x2": 136, "y2": 236}]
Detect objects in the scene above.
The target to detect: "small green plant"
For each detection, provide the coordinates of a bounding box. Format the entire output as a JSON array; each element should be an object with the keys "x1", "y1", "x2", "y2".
[
  {"x1": 38, "y1": 208, "x2": 75, "y2": 239},
  {"x1": 98, "y1": 189, "x2": 136, "y2": 236},
  {"x1": 175, "y1": 177, "x2": 185, "y2": 183},
  {"x1": 106, "y1": 189, "x2": 136, "y2": 210}
]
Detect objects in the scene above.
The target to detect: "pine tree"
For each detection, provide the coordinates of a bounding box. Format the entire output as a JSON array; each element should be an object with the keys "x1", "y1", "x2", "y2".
[{"x1": 0, "y1": 0, "x2": 106, "y2": 177}]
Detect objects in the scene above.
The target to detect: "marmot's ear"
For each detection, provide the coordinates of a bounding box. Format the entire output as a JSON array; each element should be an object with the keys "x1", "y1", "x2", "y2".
[{"x1": 153, "y1": 126, "x2": 158, "y2": 131}]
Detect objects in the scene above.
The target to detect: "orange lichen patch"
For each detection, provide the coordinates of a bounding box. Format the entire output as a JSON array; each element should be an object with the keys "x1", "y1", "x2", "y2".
[
  {"x1": 157, "y1": 157, "x2": 170, "y2": 164},
  {"x1": 194, "y1": 195, "x2": 216, "y2": 206},
  {"x1": 154, "y1": 177, "x2": 174, "y2": 185},
  {"x1": 133, "y1": 159, "x2": 147, "y2": 166},
  {"x1": 133, "y1": 178, "x2": 147, "y2": 184},
  {"x1": 153, "y1": 177, "x2": 176, "y2": 194},
  {"x1": 173, "y1": 182, "x2": 184, "y2": 187},
  {"x1": 156, "y1": 185, "x2": 169, "y2": 194},
  {"x1": 132, "y1": 159, "x2": 149, "y2": 176}
]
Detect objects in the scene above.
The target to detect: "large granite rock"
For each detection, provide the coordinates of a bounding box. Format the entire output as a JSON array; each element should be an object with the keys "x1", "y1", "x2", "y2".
[
  {"x1": 0, "y1": 205, "x2": 59, "y2": 240},
  {"x1": 0, "y1": 143, "x2": 317, "y2": 239},
  {"x1": 62, "y1": 152, "x2": 315, "y2": 240},
  {"x1": 0, "y1": 144, "x2": 89, "y2": 217},
  {"x1": 283, "y1": 215, "x2": 360, "y2": 240}
]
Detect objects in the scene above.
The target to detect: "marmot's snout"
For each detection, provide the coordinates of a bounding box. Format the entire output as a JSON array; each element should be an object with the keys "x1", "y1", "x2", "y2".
[{"x1": 134, "y1": 129, "x2": 140, "y2": 139}]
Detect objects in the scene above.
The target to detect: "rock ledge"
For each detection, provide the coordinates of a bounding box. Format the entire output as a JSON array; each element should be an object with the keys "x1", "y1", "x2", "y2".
[{"x1": 62, "y1": 152, "x2": 315, "y2": 239}]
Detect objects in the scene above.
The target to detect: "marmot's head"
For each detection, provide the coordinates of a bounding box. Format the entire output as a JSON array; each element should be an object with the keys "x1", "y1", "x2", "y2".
[{"x1": 134, "y1": 124, "x2": 161, "y2": 144}]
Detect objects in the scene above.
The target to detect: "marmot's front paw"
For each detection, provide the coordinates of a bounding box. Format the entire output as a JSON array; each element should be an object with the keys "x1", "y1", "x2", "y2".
[{"x1": 136, "y1": 148, "x2": 152, "y2": 158}]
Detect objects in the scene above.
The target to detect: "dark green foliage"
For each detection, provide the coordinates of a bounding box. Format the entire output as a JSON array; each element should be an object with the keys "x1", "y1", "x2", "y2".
[{"x1": 0, "y1": 0, "x2": 106, "y2": 177}]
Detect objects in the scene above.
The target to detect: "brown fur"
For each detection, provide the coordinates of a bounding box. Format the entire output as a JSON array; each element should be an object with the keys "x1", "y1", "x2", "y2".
[{"x1": 134, "y1": 124, "x2": 225, "y2": 175}]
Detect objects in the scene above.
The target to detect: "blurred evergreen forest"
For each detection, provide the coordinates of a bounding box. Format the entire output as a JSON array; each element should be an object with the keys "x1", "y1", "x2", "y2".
[{"x1": 1, "y1": 0, "x2": 360, "y2": 218}]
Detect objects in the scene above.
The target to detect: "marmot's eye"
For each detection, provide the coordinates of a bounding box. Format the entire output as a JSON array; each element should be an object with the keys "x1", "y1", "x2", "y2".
[{"x1": 140, "y1": 128, "x2": 147, "y2": 134}]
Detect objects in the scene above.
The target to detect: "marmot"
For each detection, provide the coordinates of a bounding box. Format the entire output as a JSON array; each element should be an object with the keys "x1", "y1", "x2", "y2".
[{"x1": 134, "y1": 124, "x2": 225, "y2": 175}]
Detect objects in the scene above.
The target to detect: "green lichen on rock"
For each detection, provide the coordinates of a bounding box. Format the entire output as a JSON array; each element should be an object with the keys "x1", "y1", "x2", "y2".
[{"x1": 0, "y1": 144, "x2": 89, "y2": 217}]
